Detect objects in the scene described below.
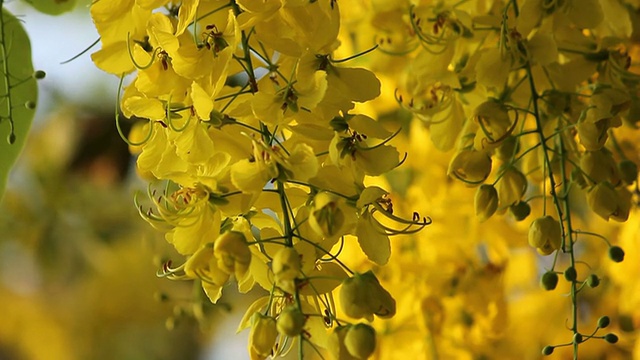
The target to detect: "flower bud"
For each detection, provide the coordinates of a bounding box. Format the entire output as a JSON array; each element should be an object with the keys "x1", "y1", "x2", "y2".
[
  {"x1": 598, "y1": 316, "x2": 610, "y2": 329},
  {"x1": 328, "y1": 326, "x2": 359, "y2": 360},
  {"x1": 496, "y1": 167, "x2": 527, "y2": 206},
  {"x1": 33, "y1": 70, "x2": 46, "y2": 80},
  {"x1": 564, "y1": 266, "x2": 577, "y2": 282},
  {"x1": 214, "y1": 231, "x2": 251, "y2": 280},
  {"x1": 248, "y1": 313, "x2": 278, "y2": 359},
  {"x1": 587, "y1": 274, "x2": 600, "y2": 288},
  {"x1": 509, "y1": 201, "x2": 531, "y2": 221},
  {"x1": 344, "y1": 323, "x2": 377, "y2": 359},
  {"x1": 618, "y1": 159, "x2": 638, "y2": 184},
  {"x1": 474, "y1": 184, "x2": 499, "y2": 222},
  {"x1": 448, "y1": 150, "x2": 492, "y2": 184},
  {"x1": 277, "y1": 306, "x2": 306, "y2": 337},
  {"x1": 608, "y1": 246, "x2": 625, "y2": 262},
  {"x1": 573, "y1": 333, "x2": 583, "y2": 344},
  {"x1": 528, "y1": 216, "x2": 562, "y2": 255},
  {"x1": 272, "y1": 246, "x2": 301, "y2": 294},
  {"x1": 604, "y1": 333, "x2": 619, "y2": 344},
  {"x1": 540, "y1": 271, "x2": 558, "y2": 291},
  {"x1": 542, "y1": 345, "x2": 554, "y2": 356},
  {"x1": 340, "y1": 271, "x2": 396, "y2": 321}
]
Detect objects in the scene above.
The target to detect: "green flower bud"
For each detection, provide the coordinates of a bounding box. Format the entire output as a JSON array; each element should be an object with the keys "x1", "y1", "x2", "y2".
[
  {"x1": 340, "y1": 271, "x2": 396, "y2": 321},
  {"x1": 587, "y1": 274, "x2": 600, "y2": 288},
  {"x1": 618, "y1": 159, "x2": 638, "y2": 184},
  {"x1": 496, "y1": 167, "x2": 528, "y2": 206},
  {"x1": 540, "y1": 271, "x2": 559, "y2": 291},
  {"x1": 509, "y1": 201, "x2": 531, "y2": 221},
  {"x1": 564, "y1": 266, "x2": 577, "y2": 282},
  {"x1": 474, "y1": 184, "x2": 499, "y2": 222},
  {"x1": 277, "y1": 306, "x2": 306, "y2": 337},
  {"x1": 604, "y1": 333, "x2": 619, "y2": 344},
  {"x1": 528, "y1": 216, "x2": 561, "y2": 255},
  {"x1": 542, "y1": 345, "x2": 554, "y2": 356},
  {"x1": 598, "y1": 316, "x2": 610, "y2": 329},
  {"x1": 248, "y1": 313, "x2": 278, "y2": 359},
  {"x1": 344, "y1": 323, "x2": 377, "y2": 359},
  {"x1": 609, "y1": 246, "x2": 625, "y2": 262},
  {"x1": 448, "y1": 150, "x2": 492, "y2": 184},
  {"x1": 33, "y1": 70, "x2": 46, "y2": 80},
  {"x1": 573, "y1": 333, "x2": 583, "y2": 344}
]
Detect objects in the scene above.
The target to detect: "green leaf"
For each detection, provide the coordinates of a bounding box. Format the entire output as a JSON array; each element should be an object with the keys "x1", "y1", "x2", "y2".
[
  {"x1": 22, "y1": 0, "x2": 77, "y2": 15},
  {"x1": 0, "y1": 9, "x2": 38, "y2": 201}
]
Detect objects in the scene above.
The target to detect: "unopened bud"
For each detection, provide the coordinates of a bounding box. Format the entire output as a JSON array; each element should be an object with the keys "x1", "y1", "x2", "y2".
[
  {"x1": 540, "y1": 271, "x2": 559, "y2": 291},
  {"x1": 598, "y1": 316, "x2": 610, "y2": 329},
  {"x1": 509, "y1": 201, "x2": 531, "y2": 221},
  {"x1": 564, "y1": 266, "x2": 577, "y2": 282},
  {"x1": 344, "y1": 323, "x2": 377, "y2": 359},
  {"x1": 528, "y1": 216, "x2": 561, "y2": 255},
  {"x1": 474, "y1": 184, "x2": 498, "y2": 222},
  {"x1": 277, "y1": 306, "x2": 306, "y2": 337},
  {"x1": 604, "y1": 333, "x2": 619, "y2": 344},
  {"x1": 587, "y1": 274, "x2": 600, "y2": 288},
  {"x1": 608, "y1": 246, "x2": 625, "y2": 262}
]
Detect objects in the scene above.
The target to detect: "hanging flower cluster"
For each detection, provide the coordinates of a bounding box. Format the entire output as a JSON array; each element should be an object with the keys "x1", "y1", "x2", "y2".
[
  {"x1": 90, "y1": 0, "x2": 428, "y2": 358},
  {"x1": 88, "y1": 0, "x2": 640, "y2": 358},
  {"x1": 333, "y1": 0, "x2": 639, "y2": 358}
]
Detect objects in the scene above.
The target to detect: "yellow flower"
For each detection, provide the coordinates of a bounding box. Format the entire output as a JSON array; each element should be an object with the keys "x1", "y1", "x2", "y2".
[
  {"x1": 214, "y1": 231, "x2": 252, "y2": 281},
  {"x1": 496, "y1": 167, "x2": 527, "y2": 207},
  {"x1": 248, "y1": 312, "x2": 278, "y2": 360},
  {"x1": 586, "y1": 181, "x2": 631, "y2": 222},
  {"x1": 184, "y1": 243, "x2": 230, "y2": 303},
  {"x1": 339, "y1": 271, "x2": 396, "y2": 321},
  {"x1": 230, "y1": 141, "x2": 318, "y2": 193},
  {"x1": 448, "y1": 149, "x2": 492, "y2": 184}
]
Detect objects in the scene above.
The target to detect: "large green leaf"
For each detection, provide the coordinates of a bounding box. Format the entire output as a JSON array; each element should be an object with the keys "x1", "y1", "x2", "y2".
[
  {"x1": 22, "y1": 0, "x2": 77, "y2": 15},
  {"x1": 0, "y1": 8, "x2": 38, "y2": 200}
]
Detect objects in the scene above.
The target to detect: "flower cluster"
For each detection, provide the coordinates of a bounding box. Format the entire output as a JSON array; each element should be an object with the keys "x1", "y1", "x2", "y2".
[
  {"x1": 90, "y1": 0, "x2": 427, "y2": 358},
  {"x1": 89, "y1": 0, "x2": 640, "y2": 358},
  {"x1": 336, "y1": 0, "x2": 640, "y2": 357}
]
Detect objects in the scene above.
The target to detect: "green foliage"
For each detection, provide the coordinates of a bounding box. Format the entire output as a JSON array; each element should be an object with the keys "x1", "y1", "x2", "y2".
[{"x1": 0, "y1": 8, "x2": 38, "y2": 200}]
